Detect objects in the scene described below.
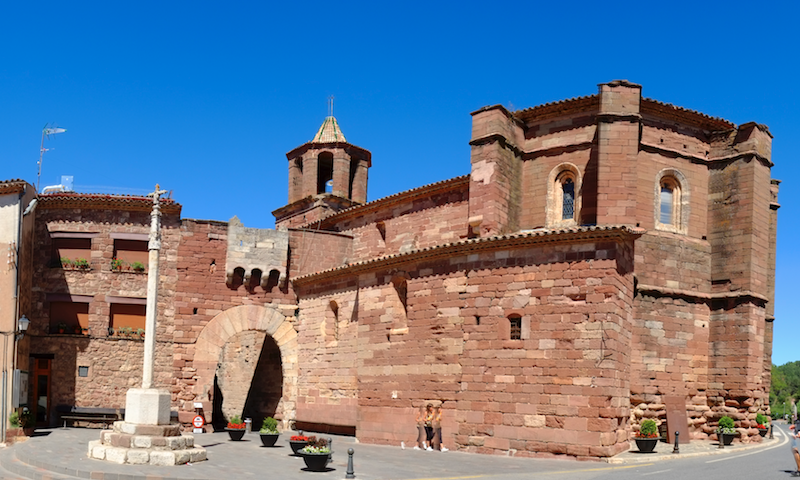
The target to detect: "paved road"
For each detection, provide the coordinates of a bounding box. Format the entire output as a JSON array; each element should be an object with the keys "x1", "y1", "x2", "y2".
[{"x1": 0, "y1": 425, "x2": 788, "y2": 480}]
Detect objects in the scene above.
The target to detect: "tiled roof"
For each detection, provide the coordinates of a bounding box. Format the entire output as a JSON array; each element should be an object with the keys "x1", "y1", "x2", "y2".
[
  {"x1": 292, "y1": 224, "x2": 644, "y2": 285},
  {"x1": 641, "y1": 98, "x2": 735, "y2": 131},
  {"x1": 38, "y1": 192, "x2": 182, "y2": 214},
  {"x1": 312, "y1": 116, "x2": 346, "y2": 143},
  {"x1": 295, "y1": 175, "x2": 470, "y2": 230},
  {"x1": 0, "y1": 179, "x2": 29, "y2": 194},
  {"x1": 513, "y1": 95, "x2": 600, "y2": 124}
]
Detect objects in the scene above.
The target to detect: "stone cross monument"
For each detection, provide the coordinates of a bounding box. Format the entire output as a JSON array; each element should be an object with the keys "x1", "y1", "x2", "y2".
[
  {"x1": 124, "y1": 184, "x2": 171, "y2": 425},
  {"x1": 88, "y1": 185, "x2": 207, "y2": 465}
]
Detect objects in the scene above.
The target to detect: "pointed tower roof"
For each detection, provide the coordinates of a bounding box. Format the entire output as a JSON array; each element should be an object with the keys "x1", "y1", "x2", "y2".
[{"x1": 311, "y1": 116, "x2": 346, "y2": 143}]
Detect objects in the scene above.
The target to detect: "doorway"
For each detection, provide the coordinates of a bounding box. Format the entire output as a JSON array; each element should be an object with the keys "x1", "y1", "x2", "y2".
[{"x1": 31, "y1": 357, "x2": 51, "y2": 426}]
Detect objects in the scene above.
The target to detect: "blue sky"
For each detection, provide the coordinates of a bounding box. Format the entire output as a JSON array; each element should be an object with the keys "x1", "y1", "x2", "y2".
[{"x1": 2, "y1": 1, "x2": 799, "y2": 364}]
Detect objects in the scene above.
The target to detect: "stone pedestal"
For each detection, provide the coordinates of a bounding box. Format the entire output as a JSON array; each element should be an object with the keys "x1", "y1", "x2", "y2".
[
  {"x1": 125, "y1": 388, "x2": 171, "y2": 425},
  {"x1": 88, "y1": 422, "x2": 207, "y2": 465}
]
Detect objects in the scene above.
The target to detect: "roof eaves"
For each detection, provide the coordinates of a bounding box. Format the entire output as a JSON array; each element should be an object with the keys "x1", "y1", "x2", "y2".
[{"x1": 292, "y1": 224, "x2": 644, "y2": 286}]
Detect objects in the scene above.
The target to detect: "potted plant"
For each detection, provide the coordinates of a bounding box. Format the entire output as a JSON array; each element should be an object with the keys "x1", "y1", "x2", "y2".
[
  {"x1": 634, "y1": 418, "x2": 661, "y2": 453},
  {"x1": 8, "y1": 410, "x2": 34, "y2": 437},
  {"x1": 756, "y1": 412, "x2": 769, "y2": 437},
  {"x1": 20, "y1": 409, "x2": 34, "y2": 436},
  {"x1": 289, "y1": 433, "x2": 310, "y2": 454},
  {"x1": 131, "y1": 261, "x2": 145, "y2": 273},
  {"x1": 137, "y1": 328, "x2": 145, "y2": 339},
  {"x1": 717, "y1": 415, "x2": 737, "y2": 445},
  {"x1": 298, "y1": 436, "x2": 331, "y2": 471},
  {"x1": 74, "y1": 258, "x2": 90, "y2": 270},
  {"x1": 226, "y1": 415, "x2": 247, "y2": 441},
  {"x1": 259, "y1": 416, "x2": 280, "y2": 447},
  {"x1": 111, "y1": 258, "x2": 125, "y2": 271},
  {"x1": 61, "y1": 257, "x2": 73, "y2": 269},
  {"x1": 57, "y1": 322, "x2": 67, "y2": 334}
]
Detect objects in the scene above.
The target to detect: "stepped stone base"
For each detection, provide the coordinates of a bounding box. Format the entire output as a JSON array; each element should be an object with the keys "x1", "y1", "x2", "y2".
[{"x1": 88, "y1": 421, "x2": 207, "y2": 465}]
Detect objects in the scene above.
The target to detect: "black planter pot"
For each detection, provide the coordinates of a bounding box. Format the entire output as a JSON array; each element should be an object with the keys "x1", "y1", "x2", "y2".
[
  {"x1": 299, "y1": 451, "x2": 332, "y2": 471},
  {"x1": 758, "y1": 428, "x2": 768, "y2": 438},
  {"x1": 226, "y1": 428, "x2": 246, "y2": 441},
  {"x1": 634, "y1": 437, "x2": 660, "y2": 453},
  {"x1": 289, "y1": 440, "x2": 309, "y2": 454},
  {"x1": 260, "y1": 433, "x2": 280, "y2": 447},
  {"x1": 720, "y1": 432, "x2": 736, "y2": 445}
]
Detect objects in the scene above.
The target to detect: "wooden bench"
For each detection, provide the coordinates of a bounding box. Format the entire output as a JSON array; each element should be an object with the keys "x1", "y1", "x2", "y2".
[
  {"x1": 56, "y1": 405, "x2": 180, "y2": 428},
  {"x1": 56, "y1": 405, "x2": 123, "y2": 428}
]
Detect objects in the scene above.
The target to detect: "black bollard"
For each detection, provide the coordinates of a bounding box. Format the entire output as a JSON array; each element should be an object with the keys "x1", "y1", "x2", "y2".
[
  {"x1": 672, "y1": 431, "x2": 680, "y2": 454},
  {"x1": 328, "y1": 437, "x2": 333, "y2": 465},
  {"x1": 346, "y1": 448, "x2": 355, "y2": 479},
  {"x1": 770, "y1": 424, "x2": 774, "y2": 439}
]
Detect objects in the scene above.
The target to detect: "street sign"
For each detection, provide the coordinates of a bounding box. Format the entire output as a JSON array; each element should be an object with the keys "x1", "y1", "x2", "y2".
[{"x1": 192, "y1": 415, "x2": 205, "y2": 428}]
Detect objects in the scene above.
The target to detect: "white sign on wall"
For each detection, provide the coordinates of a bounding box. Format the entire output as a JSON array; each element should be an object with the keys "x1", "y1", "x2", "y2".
[{"x1": 12, "y1": 370, "x2": 28, "y2": 408}]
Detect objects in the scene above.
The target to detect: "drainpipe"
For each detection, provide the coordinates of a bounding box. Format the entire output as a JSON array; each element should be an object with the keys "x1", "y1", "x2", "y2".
[{"x1": 3, "y1": 187, "x2": 37, "y2": 443}]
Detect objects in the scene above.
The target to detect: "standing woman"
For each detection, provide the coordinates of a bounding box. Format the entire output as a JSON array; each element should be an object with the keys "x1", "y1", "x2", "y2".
[
  {"x1": 413, "y1": 405, "x2": 426, "y2": 450},
  {"x1": 424, "y1": 404, "x2": 435, "y2": 451},
  {"x1": 434, "y1": 405, "x2": 449, "y2": 451}
]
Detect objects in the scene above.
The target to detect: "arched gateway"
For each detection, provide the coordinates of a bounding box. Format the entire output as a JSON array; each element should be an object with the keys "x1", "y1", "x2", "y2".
[{"x1": 191, "y1": 305, "x2": 298, "y2": 429}]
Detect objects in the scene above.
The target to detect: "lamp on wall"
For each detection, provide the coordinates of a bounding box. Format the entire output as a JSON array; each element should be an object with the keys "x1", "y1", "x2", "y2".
[{"x1": 16, "y1": 315, "x2": 29, "y2": 341}]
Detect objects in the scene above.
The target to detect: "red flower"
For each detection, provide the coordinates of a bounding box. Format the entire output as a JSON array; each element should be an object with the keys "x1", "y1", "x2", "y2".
[
  {"x1": 291, "y1": 435, "x2": 309, "y2": 441},
  {"x1": 757, "y1": 424, "x2": 767, "y2": 429},
  {"x1": 635, "y1": 432, "x2": 659, "y2": 438},
  {"x1": 227, "y1": 422, "x2": 246, "y2": 429}
]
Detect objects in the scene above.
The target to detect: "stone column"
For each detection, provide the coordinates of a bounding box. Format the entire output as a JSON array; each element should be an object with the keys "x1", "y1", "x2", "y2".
[{"x1": 124, "y1": 184, "x2": 170, "y2": 426}]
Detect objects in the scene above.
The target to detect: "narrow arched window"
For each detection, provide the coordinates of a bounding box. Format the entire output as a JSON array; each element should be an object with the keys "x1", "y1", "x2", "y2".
[
  {"x1": 660, "y1": 185, "x2": 674, "y2": 224},
  {"x1": 547, "y1": 164, "x2": 581, "y2": 228},
  {"x1": 655, "y1": 169, "x2": 688, "y2": 235},
  {"x1": 562, "y1": 179, "x2": 575, "y2": 220}
]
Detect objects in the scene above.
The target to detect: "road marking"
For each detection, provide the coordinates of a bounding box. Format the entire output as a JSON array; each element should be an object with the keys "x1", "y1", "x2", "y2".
[
  {"x1": 409, "y1": 464, "x2": 655, "y2": 479},
  {"x1": 706, "y1": 428, "x2": 790, "y2": 464},
  {"x1": 642, "y1": 469, "x2": 672, "y2": 476}
]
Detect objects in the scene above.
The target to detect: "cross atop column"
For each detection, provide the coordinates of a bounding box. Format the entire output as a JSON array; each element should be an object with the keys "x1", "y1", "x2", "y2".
[{"x1": 147, "y1": 184, "x2": 168, "y2": 204}]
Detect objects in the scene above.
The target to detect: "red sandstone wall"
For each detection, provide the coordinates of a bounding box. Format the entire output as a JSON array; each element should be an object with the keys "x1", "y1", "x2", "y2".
[
  {"x1": 173, "y1": 219, "x2": 297, "y2": 424},
  {"x1": 295, "y1": 237, "x2": 636, "y2": 459},
  {"x1": 335, "y1": 191, "x2": 469, "y2": 261},
  {"x1": 288, "y1": 229, "x2": 352, "y2": 279},
  {"x1": 295, "y1": 288, "x2": 359, "y2": 427}
]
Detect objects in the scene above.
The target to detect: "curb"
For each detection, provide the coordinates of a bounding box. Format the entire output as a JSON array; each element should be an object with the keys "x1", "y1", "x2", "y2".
[{"x1": 605, "y1": 434, "x2": 784, "y2": 464}]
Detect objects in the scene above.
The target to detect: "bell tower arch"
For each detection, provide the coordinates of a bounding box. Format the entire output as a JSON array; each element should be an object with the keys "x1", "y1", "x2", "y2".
[{"x1": 275, "y1": 115, "x2": 372, "y2": 228}]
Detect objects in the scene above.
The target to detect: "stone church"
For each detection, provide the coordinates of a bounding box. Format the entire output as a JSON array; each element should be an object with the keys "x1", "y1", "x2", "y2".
[{"x1": 0, "y1": 80, "x2": 778, "y2": 458}]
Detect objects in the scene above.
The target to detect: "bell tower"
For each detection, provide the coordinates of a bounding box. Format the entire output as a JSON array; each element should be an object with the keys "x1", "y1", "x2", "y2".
[{"x1": 273, "y1": 114, "x2": 371, "y2": 229}]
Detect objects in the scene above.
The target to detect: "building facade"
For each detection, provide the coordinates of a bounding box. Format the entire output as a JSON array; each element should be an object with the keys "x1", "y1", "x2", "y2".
[{"x1": 3, "y1": 81, "x2": 779, "y2": 459}]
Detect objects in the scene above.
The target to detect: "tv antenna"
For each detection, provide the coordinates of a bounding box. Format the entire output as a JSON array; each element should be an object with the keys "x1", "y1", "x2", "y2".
[{"x1": 38, "y1": 124, "x2": 67, "y2": 192}]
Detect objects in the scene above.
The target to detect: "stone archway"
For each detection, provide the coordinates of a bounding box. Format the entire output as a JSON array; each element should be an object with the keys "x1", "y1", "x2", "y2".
[{"x1": 192, "y1": 305, "x2": 298, "y2": 429}]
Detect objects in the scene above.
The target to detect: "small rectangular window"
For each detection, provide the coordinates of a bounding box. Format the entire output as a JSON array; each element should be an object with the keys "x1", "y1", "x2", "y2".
[
  {"x1": 113, "y1": 239, "x2": 148, "y2": 266},
  {"x1": 52, "y1": 238, "x2": 91, "y2": 265},
  {"x1": 110, "y1": 303, "x2": 147, "y2": 332},
  {"x1": 509, "y1": 317, "x2": 522, "y2": 340},
  {"x1": 78, "y1": 366, "x2": 89, "y2": 377},
  {"x1": 49, "y1": 301, "x2": 89, "y2": 334}
]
